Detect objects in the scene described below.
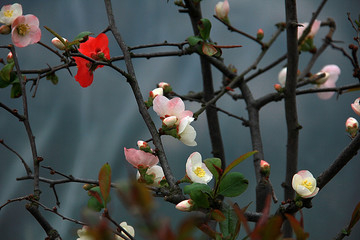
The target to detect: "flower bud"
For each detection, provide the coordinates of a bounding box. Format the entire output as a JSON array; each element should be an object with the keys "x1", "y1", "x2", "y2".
[
  {"x1": 346, "y1": 117, "x2": 358, "y2": 138},
  {"x1": 274, "y1": 83, "x2": 282, "y2": 92},
  {"x1": 51, "y1": 37, "x2": 68, "y2": 50},
  {"x1": 137, "y1": 140, "x2": 148, "y2": 149},
  {"x1": 149, "y1": 87, "x2": 163, "y2": 98},
  {"x1": 157, "y1": 82, "x2": 172, "y2": 94},
  {"x1": 175, "y1": 199, "x2": 194, "y2": 212},
  {"x1": 0, "y1": 24, "x2": 11, "y2": 34},
  {"x1": 351, "y1": 98, "x2": 360, "y2": 116},
  {"x1": 312, "y1": 71, "x2": 330, "y2": 85},
  {"x1": 256, "y1": 28, "x2": 264, "y2": 40},
  {"x1": 163, "y1": 116, "x2": 177, "y2": 127},
  {"x1": 6, "y1": 51, "x2": 13, "y2": 63},
  {"x1": 260, "y1": 160, "x2": 270, "y2": 177},
  {"x1": 292, "y1": 170, "x2": 319, "y2": 198},
  {"x1": 215, "y1": 0, "x2": 230, "y2": 22}
]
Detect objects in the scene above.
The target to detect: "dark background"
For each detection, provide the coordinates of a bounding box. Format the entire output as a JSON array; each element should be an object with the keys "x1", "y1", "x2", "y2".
[{"x1": 0, "y1": 0, "x2": 360, "y2": 239}]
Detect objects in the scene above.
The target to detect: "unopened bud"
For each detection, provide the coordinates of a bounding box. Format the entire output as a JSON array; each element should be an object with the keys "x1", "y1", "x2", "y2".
[
  {"x1": 157, "y1": 82, "x2": 172, "y2": 94},
  {"x1": 137, "y1": 140, "x2": 148, "y2": 149},
  {"x1": 274, "y1": 83, "x2": 282, "y2": 92},
  {"x1": 149, "y1": 87, "x2": 163, "y2": 98},
  {"x1": 312, "y1": 71, "x2": 330, "y2": 85},
  {"x1": 7, "y1": 52, "x2": 13, "y2": 63},
  {"x1": 51, "y1": 37, "x2": 68, "y2": 50},
  {"x1": 351, "y1": 98, "x2": 360, "y2": 117},
  {"x1": 175, "y1": 199, "x2": 194, "y2": 212},
  {"x1": 260, "y1": 160, "x2": 270, "y2": 177},
  {"x1": 215, "y1": 0, "x2": 230, "y2": 22},
  {"x1": 346, "y1": 117, "x2": 358, "y2": 138},
  {"x1": 0, "y1": 25, "x2": 11, "y2": 35},
  {"x1": 256, "y1": 28, "x2": 264, "y2": 40},
  {"x1": 163, "y1": 116, "x2": 177, "y2": 127}
]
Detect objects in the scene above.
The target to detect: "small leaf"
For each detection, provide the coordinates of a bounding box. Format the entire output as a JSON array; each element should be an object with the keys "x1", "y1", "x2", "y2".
[
  {"x1": 0, "y1": 62, "x2": 15, "y2": 82},
  {"x1": 348, "y1": 201, "x2": 360, "y2": 231},
  {"x1": 10, "y1": 83, "x2": 21, "y2": 98},
  {"x1": 0, "y1": 75, "x2": 10, "y2": 88},
  {"x1": 218, "y1": 172, "x2": 248, "y2": 197},
  {"x1": 184, "y1": 183, "x2": 212, "y2": 208},
  {"x1": 46, "y1": 73, "x2": 59, "y2": 85},
  {"x1": 87, "y1": 195, "x2": 104, "y2": 212},
  {"x1": 198, "y1": 18, "x2": 212, "y2": 40},
  {"x1": 99, "y1": 163, "x2": 111, "y2": 205},
  {"x1": 204, "y1": 158, "x2": 222, "y2": 182},
  {"x1": 187, "y1": 36, "x2": 204, "y2": 46},
  {"x1": 222, "y1": 151, "x2": 257, "y2": 178},
  {"x1": 219, "y1": 203, "x2": 238, "y2": 238},
  {"x1": 73, "y1": 31, "x2": 93, "y2": 42},
  {"x1": 184, "y1": 183, "x2": 212, "y2": 195},
  {"x1": 202, "y1": 43, "x2": 218, "y2": 56}
]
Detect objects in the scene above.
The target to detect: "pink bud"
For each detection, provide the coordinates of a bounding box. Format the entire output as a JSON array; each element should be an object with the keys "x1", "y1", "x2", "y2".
[
  {"x1": 6, "y1": 51, "x2": 13, "y2": 63},
  {"x1": 51, "y1": 37, "x2": 67, "y2": 50},
  {"x1": 260, "y1": 160, "x2": 270, "y2": 168},
  {"x1": 215, "y1": 0, "x2": 230, "y2": 21},
  {"x1": 274, "y1": 83, "x2": 282, "y2": 92},
  {"x1": 137, "y1": 140, "x2": 148, "y2": 149},
  {"x1": 351, "y1": 98, "x2": 360, "y2": 117},
  {"x1": 346, "y1": 117, "x2": 359, "y2": 138},
  {"x1": 260, "y1": 160, "x2": 270, "y2": 177},
  {"x1": 158, "y1": 82, "x2": 170, "y2": 89},
  {"x1": 256, "y1": 28, "x2": 264, "y2": 40},
  {"x1": 175, "y1": 199, "x2": 194, "y2": 212}
]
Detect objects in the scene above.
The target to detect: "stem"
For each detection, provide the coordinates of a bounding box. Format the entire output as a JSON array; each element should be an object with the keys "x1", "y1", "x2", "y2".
[{"x1": 283, "y1": 0, "x2": 299, "y2": 237}]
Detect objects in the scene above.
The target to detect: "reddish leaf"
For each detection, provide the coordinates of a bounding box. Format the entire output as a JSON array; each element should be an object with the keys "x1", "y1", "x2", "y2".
[
  {"x1": 222, "y1": 151, "x2": 257, "y2": 179},
  {"x1": 212, "y1": 209, "x2": 226, "y2": 222},
  {"x1": 197, "y1": 223, "x2": 221, "y2": 239},
  {"x1": 348, "y1": 201, "x2": 360, "y2": 231},
  {"x1": 88, "y1": 189, "x2": 103, "y2": 205},
  {"x1": 202, "y1": 43, "x2": 218, "y2": 56},
  {"x1": 284, "y1": 214, "x2": 309, "y2": 240},
  {"x1": 99, "y1": 163, "x2": 111, "y2": 205},
  {"x1": 233, "y1": 203, "x2": 251, "y2": 236}
]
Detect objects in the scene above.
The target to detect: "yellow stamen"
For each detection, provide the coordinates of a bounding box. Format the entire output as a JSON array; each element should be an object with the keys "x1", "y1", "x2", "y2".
[
  {"x1": 17, "y1": 24, "x2": 30, "y2": 36},
  {"x1": 301, "y1": 179, "x2": 312, "y2": 190},
  {"x1": 194, "y1": 167, "x2": 205, "y2": 178},
  {"x1": 4, "y1": 10, "x2": 14, "y2": 18}
]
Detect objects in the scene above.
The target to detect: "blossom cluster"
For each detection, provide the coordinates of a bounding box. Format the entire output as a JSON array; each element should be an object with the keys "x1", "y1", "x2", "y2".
[{"x1": 0, "y1": 3, "x2": 41, "y2": 47}]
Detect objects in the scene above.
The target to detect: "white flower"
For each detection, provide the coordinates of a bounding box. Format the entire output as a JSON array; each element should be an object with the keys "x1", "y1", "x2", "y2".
[
  {"x1": 215, "y1": 0, "x2": 230, "y2": 20},
  {"x1": 51, "y1": 37, "x2": 67, "y2": 50},
  {"x1": 298, "y1": 19, "x2": 321, "y2": 39},
  {"x1": 186, "y1": 152, "x2": 213, "y2": 184},
  {"x1": 116, "y1": 222, "x2": 135, "y2": 240},
  {"x1": 0, "y1": 3, "x2": 22, "y2": 25},
  {"x1": 136, "y1": 165, "x2": 165, "y2": 187},
  {"x1": 153, "y1": 95, "x2": 193, "y2": 124},
  {"x1": 150, "y1": 87, "x2": 163, "y2": 98},
  {"x1": 351, "y1": 98, "x2": 360, "y2": 116},
  {"x1": 175, "y1": 199, "x2": 194, "y2": 212},
  {"x1": 163, "y1": 115, "x2": 177, "y2": 127},
  {"x1": 178, "y1": 116, "x2": 197, "y2": 146},
  {"x1": 292, "y1": 170, "x2": 319, "y2": 198},
  {"x1": 316, "y1": 64, "x2": 341, "y2": 100},
  {"x1": 76, "y1": 226, "x2": 94, "y2": 240}
]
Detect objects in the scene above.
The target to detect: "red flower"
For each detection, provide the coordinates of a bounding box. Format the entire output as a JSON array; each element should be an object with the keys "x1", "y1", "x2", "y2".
[{"x1": 73, "y1": 33, "x2": 110, "y2": 87}]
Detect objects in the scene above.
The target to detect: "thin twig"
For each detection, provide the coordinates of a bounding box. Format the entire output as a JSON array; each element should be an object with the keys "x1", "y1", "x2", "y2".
[{"x1": 0, "y1": 139, "x2": 32, "y2": 175}]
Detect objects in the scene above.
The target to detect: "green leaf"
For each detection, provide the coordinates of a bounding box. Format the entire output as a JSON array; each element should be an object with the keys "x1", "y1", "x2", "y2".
[
  {"x1": 202, "y1": 43, "x2": 218, "y2": 56},
  {"x1": 0, "y1": 75, "x2": 10, "y2": 88},
  {"x1": 87, "y1": 194, "x2": 104, "y2": 212},
  {"x1": 187, "y1": 36, "x2": 204, "y2": 46},
  {"x1": 222, "y1": 151, "x2": 257, "y2": 178},
  {"x1": 0, "y1": 62, "x2": 15, "y2": 82},
  {"x1": 87, "y1": 186, "x2": 111, "y2": 212},
  {"x1": 211, "y1": 209, "x2": 226, "y2": 222},
  {"x1": 184, "y1": 183, "x2": 212, "y2": 208},
  {"x1": 218, "y1": 172, "x2": 248, "y2": 197},
  {"x1": 98, "y1": 163, "x2": 111, "y2": 205},
  {"x1": 46, "y1": 73, "x2": 59, "y2": 85},
  {"x1": 204, "y1": 158, "x2": 222, "y2": 182},
  {"x1": 219, "y1": 203, "x2": 238, "y2": 238},
  {"x1": 73, "y1": 31, "x2": 93, "y2": 42},
  {"x1": 198, "y1": 18, "x2": 211, "y2": 40},
  {"x1": 10, "y1": 83, "x2": 21, "y2": 98}
]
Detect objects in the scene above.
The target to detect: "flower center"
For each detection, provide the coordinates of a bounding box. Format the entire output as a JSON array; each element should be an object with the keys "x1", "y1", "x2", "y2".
[
  {"x1": 17, "y1": 24, "x2": 30, "y2": 36},
  {"x1": 194, "y1": 167, "x2": 205, "y2": 178},
  {"x1": 301, "y1": 179, "x2": 313, "y2": 190},
  {"x1": 4, "y1": 10, "x2": 14, "y2": 18}
]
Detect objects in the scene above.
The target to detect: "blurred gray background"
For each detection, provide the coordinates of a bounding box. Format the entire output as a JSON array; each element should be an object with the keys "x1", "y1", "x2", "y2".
[{"x1": 0, "y1": 0, "x2": 360, "y2": 239}]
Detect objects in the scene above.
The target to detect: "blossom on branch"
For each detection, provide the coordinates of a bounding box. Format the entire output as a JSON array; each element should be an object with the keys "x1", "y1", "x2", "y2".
[
  {"x1": 73, "y1": 33, "x2": 110, "y2": 87},
  {"x1": 116, "y1": 222, "x2": 135, "y2": 240},
  {"x1": 11, "y1": 14, "x2": 41, "y2": 47},
  {"x1": 297, "y1": 19, "x2": 321, "y2": 40},
  {"x1": 351, "y1": 98, "x2": 360, "y2": 116},
  {"x1": 186, "y1": 152, "x2": 213, "y2": 184},
  {"x1": 345, "y1": 117, "x2": 359, "y2": 138},
  {"x1": 124, "y1": 147, "x2": 159, "y2": 169},
  {"x1": 178, "y1": 116, "x2": 197, "y2": 146},
  {"x1": 51, "y1": 36, "x2": 67, "y2": 50},
  {"x1": 292, "y1": 170, "x2": 319, "y2": 198},
  {"x1": 175, "y1": 199, "x2": 194, "y2": 212},
  {"x1": 136, "y1": 165, "x2": 165, "y2": 187},
  {"x1": 315, "y1": 64, "x2": 341, "y2": 100},
  {"x1": 215, "y1": 0, "x2": 230, "y2": 22},
  {"x1": 0, "y1": 3, "x2": 22, "y2": 26}
]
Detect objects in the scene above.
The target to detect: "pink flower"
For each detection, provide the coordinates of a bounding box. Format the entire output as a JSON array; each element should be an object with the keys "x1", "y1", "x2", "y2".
[
  {"x1": 346, "y1": 117, "x2": 358, "y2": 138},
  {"x1": 186, "y1": 152, "x2": 213, "y2": 184},
  {"x1": 292, "y1": 170, "x2": 319, "y2": 198},
  {"x1": 298, "y1": 19, "x2": 321, "y2": 39},
  {"x1": 315, "y1": 64, "x2": 341, "y2": 100},
  {"x1": 215, "y1": 0, "x2": 230, "y2": 21},
  {"x1": 0, "y1": 3, "x2": 22, "y2": 26},
  {"x1": 11, "y1": 14, "x2": 41, "y2": 47},
  {"x1": 124, "y1": 147, "x2": 159, "y2": 169},
  {"x1": 153, "y1": 95, "x2": 193, "y2": 122},
  {"x1": 351, "y1": 98, "x2": 360, "y2": 116}
]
